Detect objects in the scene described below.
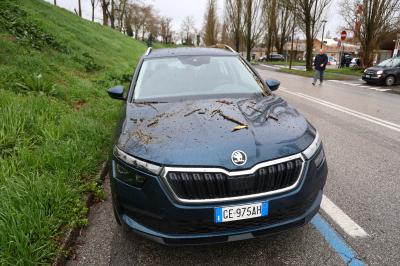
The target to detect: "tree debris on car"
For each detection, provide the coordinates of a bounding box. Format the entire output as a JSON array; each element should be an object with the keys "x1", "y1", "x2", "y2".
[
  {"x1": 232, "y1": 125, "x2": 248, "y2": 132},
  {"x1": 216, "y1": 100, "x2": 233, "y2": 105},
  {"x1": 147, "y1": 119, "x2": 159, "y2": 127},
  {"x1": 184, "y1": 108, "x2": 201, "y2": 117}
]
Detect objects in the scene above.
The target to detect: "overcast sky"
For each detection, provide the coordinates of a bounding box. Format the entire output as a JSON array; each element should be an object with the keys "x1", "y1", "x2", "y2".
[{"x1": 44, "y1": 0, "x2": 344, "y2": 39}]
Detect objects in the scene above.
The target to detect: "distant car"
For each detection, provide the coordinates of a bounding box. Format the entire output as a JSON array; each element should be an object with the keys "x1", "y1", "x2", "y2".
[
  {"x1": 258, "y1": 55, "x2": 268, "y2": 62},
  {"x1": 362, "y1": 57, "x2": 400, "y2": 86},
  {"x1": 327, "y1": 57, "x2": 337, "y2": 65},
  {"x1": 268, "y1": 54, "x2": 285, "y2": 61},
  {"x1": 350, "y1": 58, "x2": 361, "y2": 68},
  {"x1": 340, "y1": 53, "x2": 353, "y2": 67}
]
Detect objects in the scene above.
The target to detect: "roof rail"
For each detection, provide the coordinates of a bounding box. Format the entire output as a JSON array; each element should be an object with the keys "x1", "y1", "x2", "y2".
[
  {"x1": 210, "y1": 44, "x2": 237, "y2": 53},
  {"x1": 145, "y1": 47, "x2": 152, "y2": 56},
  {"x1": 224, "y1": 45, "x2": 236, "y2": 53}
]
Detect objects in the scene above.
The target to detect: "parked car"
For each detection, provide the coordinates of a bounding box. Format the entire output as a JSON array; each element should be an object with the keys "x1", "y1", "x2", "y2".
[
  {"x1": 340, "y1": 53, "x2": 353, "y2": 67},
  {"x1": 258, "y1": 55, "x2": 268, "y2": 62},
  {"x1": 349, "y1": 58, "x2": 361, "y2": 68},
  {"x1": 107, "y1": 47, "x2": 328, "y2": 245},
  {"x1": 327, "y1": 57, "x2": 337, "y2": 65},
  {"x1": 362, "y1": 57, "x2": 400, "y2": 86},
  {"x1": 268, "y1": 54, "x2": 285, "y2": 61}
]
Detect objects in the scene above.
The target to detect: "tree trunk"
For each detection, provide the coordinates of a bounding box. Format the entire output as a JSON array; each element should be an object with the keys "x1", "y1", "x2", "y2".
[
  {"x1": 91, "y1": 3, "x2": 95, "y2": 22},
  {"x1": 54, "y1": 0, "x2": 57, "y2": 6},
  {"x1": 246, "y1": 0, "x2": 252, "y2": 61},
  {"x1": 78, "y1": 0, "x2": 82, "y2": 17},
  {"x1": 235, "y1": 0, "x2": 242, "y2": 52},
  {"x1": 110, "y1": 0, "x2": 115, "y2": 29},
  {"x1": 101, "y1": 1, "x2": 109, "y2": 26},
  {"x1": 305, "y1": 11, "x2": 313, "y2": 71}
]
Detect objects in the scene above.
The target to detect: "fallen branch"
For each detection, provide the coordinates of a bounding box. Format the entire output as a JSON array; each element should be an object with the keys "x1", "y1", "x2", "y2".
[{"x1": 184, "y1": 108, "x2": 201, "y2": 117}]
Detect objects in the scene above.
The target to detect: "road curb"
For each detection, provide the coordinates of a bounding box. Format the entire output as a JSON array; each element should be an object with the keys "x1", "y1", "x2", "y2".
[{"x1": 52, "y1": 161, "x2": 109, "y2": 266}]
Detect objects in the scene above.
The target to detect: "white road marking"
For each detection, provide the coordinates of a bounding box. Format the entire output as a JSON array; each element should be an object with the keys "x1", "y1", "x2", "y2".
[
  {"x1": 321, "y1": 195, "x2": 369, "y2": 238},
  {"x1": 328, "y1": 80, "x2": 392, "y2": 92},
  {"x1": 260, "y1": 64, "x2": 280, "y2": 70},
  {"x1": 280, "y1": 87, "x2": 400, "y2": 132}
]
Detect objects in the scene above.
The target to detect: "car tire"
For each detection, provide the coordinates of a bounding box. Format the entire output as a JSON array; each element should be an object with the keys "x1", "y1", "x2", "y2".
[{"x1": 385, "y1": 75, "x2": 395, "y2": 86}]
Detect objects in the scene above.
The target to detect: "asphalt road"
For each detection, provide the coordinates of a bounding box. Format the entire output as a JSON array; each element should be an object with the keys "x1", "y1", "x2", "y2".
[{"x1": 68, "y1": 67, "x2": 400, "y2": 266}]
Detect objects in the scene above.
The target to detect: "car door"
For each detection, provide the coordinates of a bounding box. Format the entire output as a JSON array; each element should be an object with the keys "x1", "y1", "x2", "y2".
[{"x1": 397, "y1": 62, "x2": 400, "y2": 83}]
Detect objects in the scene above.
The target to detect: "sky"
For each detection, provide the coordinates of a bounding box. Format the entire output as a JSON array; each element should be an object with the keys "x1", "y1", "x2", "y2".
[{"x1": 44, "y1": 0, "x2": 345, "y2": 39}]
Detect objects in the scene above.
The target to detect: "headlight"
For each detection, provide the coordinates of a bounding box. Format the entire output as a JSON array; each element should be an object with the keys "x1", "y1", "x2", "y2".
[
  {"x1": 376, "y1": 70, "x2": 383, "y2": 75},
  {"x1": 364, "y1": 69, "x2": 367, "y2": 73},
  {"x1": 113, "y1": 146, "x2": 162, "y2": 175},
  {"x1": 313, "y1": 148, "x2": 325, "y2": 168},
  {"x1": 113, "y1": 160, "x2": 147, "y2": 187},
  {"x1": 302, "y1": 132, "x2": 322, "y2": 159}
]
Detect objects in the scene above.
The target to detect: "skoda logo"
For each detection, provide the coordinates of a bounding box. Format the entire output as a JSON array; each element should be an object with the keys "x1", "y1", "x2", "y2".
[{"x1": 231, "y1": 150, "x2": 247, "y2": 166}]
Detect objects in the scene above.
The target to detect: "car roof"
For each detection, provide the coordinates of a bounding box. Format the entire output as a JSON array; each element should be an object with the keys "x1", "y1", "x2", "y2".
[{"x1": 145, "y1": 47, "x2": 236, "y2": 59}]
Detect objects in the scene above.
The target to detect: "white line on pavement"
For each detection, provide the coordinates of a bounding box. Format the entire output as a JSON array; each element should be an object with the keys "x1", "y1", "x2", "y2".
[
  {"x1": 280, "y1": 87, "x2": 400, "y2": 132},
  {"x1": 321, "y1": 195, "x2": 369, "y2": 238}
]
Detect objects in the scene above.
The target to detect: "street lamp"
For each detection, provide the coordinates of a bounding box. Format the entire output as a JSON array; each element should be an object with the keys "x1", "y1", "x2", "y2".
[{"x1": 321, "y1": 20, "x2": 328, "y2": 49}]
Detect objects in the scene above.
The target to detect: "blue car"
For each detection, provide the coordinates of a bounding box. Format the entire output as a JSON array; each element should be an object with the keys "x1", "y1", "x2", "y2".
[{"x1": 107, "y1": 46, "x2": 328, "y2": 245}]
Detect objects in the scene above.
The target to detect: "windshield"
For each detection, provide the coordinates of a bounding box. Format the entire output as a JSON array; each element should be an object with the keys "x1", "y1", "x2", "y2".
[
  {"x1": 133, "y1": 56, "x2": 266, "y2": 101},
  {"x1": 377, "y1": 58, "x2": 400, "y2": 67}
]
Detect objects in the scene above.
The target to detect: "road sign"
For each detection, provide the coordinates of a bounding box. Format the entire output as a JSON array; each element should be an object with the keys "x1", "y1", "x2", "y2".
[{"x1": 341, "y1": 31, "x2": 347, "y2": 41}]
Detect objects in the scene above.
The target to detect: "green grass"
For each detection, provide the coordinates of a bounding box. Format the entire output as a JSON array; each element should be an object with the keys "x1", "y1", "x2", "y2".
[
  {"x1": 278, "y1": 68, "x2": 354, "y2": 80},
  {"x1": 0, "y1": 0, "x2": 154, "y2": 264},
  {"x1": 325, "y1": 67, "x2": 364, "y2": 76},
  {"x1": 264, "y1": 60, "x2": 306, "y2": 66}
]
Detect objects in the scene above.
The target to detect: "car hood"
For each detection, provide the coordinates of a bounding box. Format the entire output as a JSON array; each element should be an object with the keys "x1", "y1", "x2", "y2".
[
  {"x1": 367, "y1": 66, "x2": 390, "y2": 71},
  {"x1": 117, "y1": 94, "x2": 316, "y2": 171}
]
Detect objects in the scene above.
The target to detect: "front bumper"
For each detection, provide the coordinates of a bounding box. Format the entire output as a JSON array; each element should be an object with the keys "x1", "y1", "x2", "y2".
[
  {"x1": 362, "y1": 73, "x2": 385, "y2": 84},
  {"x1": 110, "y1": 151, "x2": 328, "y2": 245}
]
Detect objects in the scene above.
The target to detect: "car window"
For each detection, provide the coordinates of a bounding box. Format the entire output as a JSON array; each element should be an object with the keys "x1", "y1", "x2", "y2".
[
  {"x1": 133, "y1": 56, "x2": 266, "y2": 101},
  {"x1": 377, "y1": 58, "x2": 400, "y2": 67}
]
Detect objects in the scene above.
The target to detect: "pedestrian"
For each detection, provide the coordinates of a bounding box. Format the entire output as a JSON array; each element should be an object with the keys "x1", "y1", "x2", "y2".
[{"x1": 312, "y1": 49, "x2": 328, "y2": 85}]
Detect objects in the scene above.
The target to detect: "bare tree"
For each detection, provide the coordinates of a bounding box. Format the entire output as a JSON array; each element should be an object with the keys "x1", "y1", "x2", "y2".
[
  {"x1": 341, "y1": 0, "x2": 400, "y2": 67},
  {"x1": 101, "y1": 0, "x2": 110, "y2": 26},
  {"x1": 78, "y1": 0, "x2": 82, "y2": 17},
  {"x1": 90, "y1": 0, "x2": 97, "y2": 22},
  {"x1": 225, "y1": 0, "x2": 244, "y2": 51},
  {"x1": 263, "y1": 0, "x2": 277, "y2": 58},
  {"x1": 203, "y1": 0, "x2": 219, "y2": 46},
  {"x1": 244, "y1": 0, "x2": 263, "y2": 61},
  {"x1": 288, "y1": 0, "x2": 331, "y2": 70},
  {"x1": 181, "y1": 16, "x2": 196, "y2": 45},
  {"x1": 274, "y1": 0, "x2": 292, "y2": 54},
  {"x1": 160, "y1": 16, "x2": 173, "y2": 44}
]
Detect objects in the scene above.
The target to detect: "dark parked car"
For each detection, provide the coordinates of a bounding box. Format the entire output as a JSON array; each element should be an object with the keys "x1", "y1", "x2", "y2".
[
  {"x1": 340, "y1": 53, "x2": 353, "y2": 67},
  {"x1": 362, "y1": 57, "x2": 400, "y2": 86},
  {"x1": 267, "y1": 54, "x2": 285, "y2": 61},
  {"x1": 107, "y1": 47, "x2": 328, "y2": 245}
]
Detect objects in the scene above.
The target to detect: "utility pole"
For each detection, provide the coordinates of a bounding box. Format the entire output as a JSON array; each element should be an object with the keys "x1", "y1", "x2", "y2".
[{"x1": 320, "y1": 20, "x2": 327, "y2": 49}]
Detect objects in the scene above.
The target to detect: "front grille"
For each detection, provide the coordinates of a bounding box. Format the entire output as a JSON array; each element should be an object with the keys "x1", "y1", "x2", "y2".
[{"x1": 165, "y1": 158, "x2": 303, "y2": 200}]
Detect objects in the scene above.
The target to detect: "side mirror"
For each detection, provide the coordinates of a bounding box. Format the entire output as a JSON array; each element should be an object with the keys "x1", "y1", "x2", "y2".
[
  {"x1": 107, "y1": 85, "x2": 125, "y2": 100},
  {"x1": 265, "y1": 79, "x2": 280, "y2": 91}
]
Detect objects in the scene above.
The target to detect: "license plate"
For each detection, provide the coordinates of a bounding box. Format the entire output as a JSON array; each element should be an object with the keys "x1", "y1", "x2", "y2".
[
  {"x1": 366, "y1": 75, "x2": 371, "y2": 78},
  {"x1": 214, "y1": 202, "x2": 268, "y2": 223}
]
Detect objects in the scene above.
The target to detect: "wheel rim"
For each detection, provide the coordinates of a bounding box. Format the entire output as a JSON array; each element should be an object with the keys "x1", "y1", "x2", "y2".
[{"x1": 386, "y1": 76, "x2": 395, "y2": 86}]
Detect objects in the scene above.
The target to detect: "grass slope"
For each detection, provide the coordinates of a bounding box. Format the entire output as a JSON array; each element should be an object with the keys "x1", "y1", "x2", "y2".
[{"x1": 0, "y1": 0, "x2": 148, "y2": 264}]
